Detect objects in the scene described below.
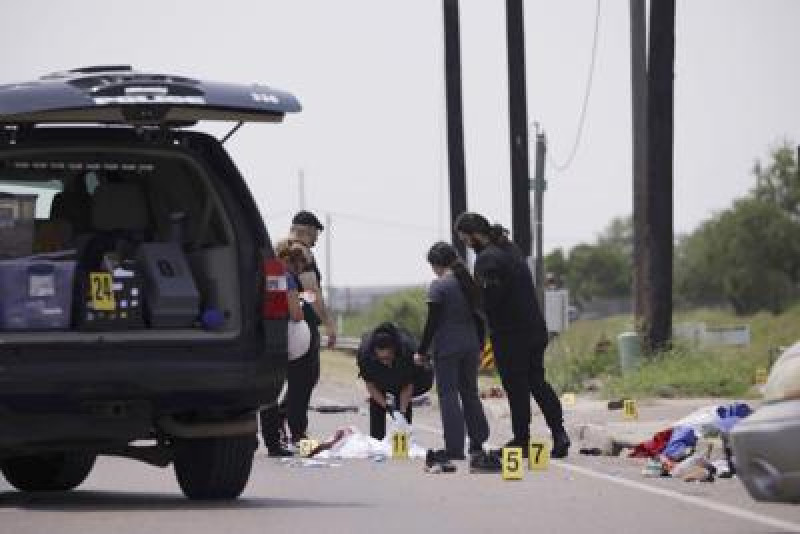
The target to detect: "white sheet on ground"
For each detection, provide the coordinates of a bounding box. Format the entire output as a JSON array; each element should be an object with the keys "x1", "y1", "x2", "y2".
[{"x1": 314, "y1": 424, "x2": 427, "y2": 459}]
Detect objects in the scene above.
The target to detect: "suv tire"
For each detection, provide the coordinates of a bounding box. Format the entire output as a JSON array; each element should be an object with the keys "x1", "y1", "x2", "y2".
[
  {"x1": 174, "y1": 435, "x2": 256, "y2": 500},
  {"x1": 2, "y1": 452, "x2": 96, "y2": 492}
]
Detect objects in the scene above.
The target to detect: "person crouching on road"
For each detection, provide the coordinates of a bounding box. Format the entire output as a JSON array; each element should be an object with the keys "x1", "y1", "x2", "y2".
[
  {"x1": 415, "y1": 242, "x2": 497, "y2": 469},
  {"x1": 260, "y1": 239, "x2": 310, "y2": 456},
  {"x1": 357, "y1": 322, "x2": 433, "y2": 440},
  {"x1": 455, "y1": 212, "x2": 570, "y2": 458}
]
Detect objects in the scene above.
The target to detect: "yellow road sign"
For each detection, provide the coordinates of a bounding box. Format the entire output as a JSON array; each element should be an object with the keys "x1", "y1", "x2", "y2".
[
  {"x1": 529, "y1": 439, "x2": 550, "y2": 470},
  {"x1": 502, "y1": 447, "x2": 524, "y2": 480}
]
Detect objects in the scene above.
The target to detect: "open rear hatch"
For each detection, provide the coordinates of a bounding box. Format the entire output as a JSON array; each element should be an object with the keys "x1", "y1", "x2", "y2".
[
  {"x1": 0, "y1": 65, "x2": 301, "y2": 126},
  {"x1": 0, "y1": 66, "x2": 300, "y2": 344}
]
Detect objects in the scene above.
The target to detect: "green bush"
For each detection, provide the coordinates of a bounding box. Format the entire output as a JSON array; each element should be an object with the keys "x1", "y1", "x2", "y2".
[{"x1": 340, "y1": 288, "x2": 427, "y2": 339}]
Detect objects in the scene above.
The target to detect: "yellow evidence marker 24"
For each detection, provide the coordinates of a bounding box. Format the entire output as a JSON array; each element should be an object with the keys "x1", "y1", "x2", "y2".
[
  {"x1": 391, "y1": 431, "x2": 409, "y2": 459},
  {"x1": 529, "y1": 439, "x2": 550, "y2": 470},
  {"x1": 502, "y1": 447, "x2": 524, "y2": 480},
  {"x1": 89, "y1": 272, "x2": 116, "y2": 311}
]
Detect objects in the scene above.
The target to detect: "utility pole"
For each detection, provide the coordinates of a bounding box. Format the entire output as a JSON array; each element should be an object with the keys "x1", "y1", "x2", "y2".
[
  {"x1": 506, "y1": 0, "x2": 532, "y2": 257},
  {"x1": 533, "y1": 129, "x2": 547, "y2": 306},
  {"x1": 630, "y1": 0, "x2": 648, "y2": 329},
  {"x1": 325, "y1": 212, "x2": 333, "y2": 312},
  {"x1": 298, "y1": 169, "x2": 306, "y2": 211},
  {"x1": 644, "y1": 0, "x2": 675, "y2": 352},
  {"x1": 442, "y1": 0, "x2": 468, "y2": 259}
]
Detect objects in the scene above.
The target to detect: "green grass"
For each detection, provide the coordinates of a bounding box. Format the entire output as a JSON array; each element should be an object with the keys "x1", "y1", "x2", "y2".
[{"x1": 544, "y1": 302, "x2": 800, "y2": 398}]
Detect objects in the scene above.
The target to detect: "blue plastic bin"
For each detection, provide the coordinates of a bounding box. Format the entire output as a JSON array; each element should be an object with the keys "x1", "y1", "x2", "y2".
[{"x1": 0, "y1": 256, "x2": 76, "y2": 330}]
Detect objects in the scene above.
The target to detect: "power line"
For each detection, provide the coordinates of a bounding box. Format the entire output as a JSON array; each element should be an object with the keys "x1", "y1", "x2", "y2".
[
  {"x1": 328, "y1": 211, "x2": 438, "y2": 233},
  {"x1": 547, "y1": 0, "x2": 602, "y2": 173}
]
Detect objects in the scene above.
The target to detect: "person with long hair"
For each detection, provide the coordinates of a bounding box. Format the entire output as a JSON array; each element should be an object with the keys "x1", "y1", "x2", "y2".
[
  {"x1": 416, "y1": 242, "x2": 500, "y2": 471},
  {"x1": 454, "y1": 212, "x2": 570, "y2": 458}
]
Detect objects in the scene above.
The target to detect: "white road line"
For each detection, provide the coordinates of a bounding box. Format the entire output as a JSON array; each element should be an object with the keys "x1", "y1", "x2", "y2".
[{"x1": 316, "y1": 395, "x2": 800, "y2": 533}]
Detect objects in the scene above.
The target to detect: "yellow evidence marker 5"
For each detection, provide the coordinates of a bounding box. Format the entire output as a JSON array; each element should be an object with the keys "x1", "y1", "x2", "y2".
[
  {"x1": 529, "y1": 439, "x2": 550, "y2": 470},
  {"x1": 502, "y1": 447, "x2": 524, "y2": 480}
]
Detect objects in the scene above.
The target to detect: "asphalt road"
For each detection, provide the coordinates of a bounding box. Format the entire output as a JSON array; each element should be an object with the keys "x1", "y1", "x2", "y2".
[{"x1": 1, "y1": 359, "x2": 799, "y2": 534}]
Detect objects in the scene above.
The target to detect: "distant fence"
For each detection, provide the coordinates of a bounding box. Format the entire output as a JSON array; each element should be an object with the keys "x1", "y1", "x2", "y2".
[{"x1": 673, "y1": 322, "x2": 751, "y2": 347}]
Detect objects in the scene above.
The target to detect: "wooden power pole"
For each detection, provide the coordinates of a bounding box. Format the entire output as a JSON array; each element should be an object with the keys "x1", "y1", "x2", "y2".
[
  {"x1": 630, "y1": 0, "x2": 647, "y2": 329},
  {"x1": 644, "y1": 0, "x2": 676, "y2": 351},
  {"x1": 506, "y1": 0, "x2": 532, "y2": 258},
  {"x1": 442, "y1": 0, "x2": 468, "y2": 258}
]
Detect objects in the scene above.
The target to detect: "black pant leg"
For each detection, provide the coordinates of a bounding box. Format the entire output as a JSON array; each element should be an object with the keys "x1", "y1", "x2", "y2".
[
  {"x1": 492, "y1": 335, "x2": 532, "y2": 442},
  {"x1": 259, "y1": 404, "x2": 282, "y2": 448},
  {"x1": 286, "y1": 350, "x2": 317, "y2": 440},
  {"x1": 369, "y1": 397, "x2": 387, "y2": 440},
  {"x1": 528, "y1": 341, "x2": 565, "y2": 433}
]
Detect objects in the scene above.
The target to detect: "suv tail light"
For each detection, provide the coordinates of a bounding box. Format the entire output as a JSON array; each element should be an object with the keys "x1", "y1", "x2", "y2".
[{"x1": 263, "y1": 259, "x2": 289, "y2": 319}]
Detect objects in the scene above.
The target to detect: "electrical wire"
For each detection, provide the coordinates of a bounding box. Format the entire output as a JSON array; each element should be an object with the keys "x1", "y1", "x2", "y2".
[{"x1": 548, "y1": 0, "x2": 602, "y2": 173}]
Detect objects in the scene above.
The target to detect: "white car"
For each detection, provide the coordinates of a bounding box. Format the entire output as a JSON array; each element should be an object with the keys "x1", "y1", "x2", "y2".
[{"x1": 731, "y1": 341, "x2": 800, "y2": 503}]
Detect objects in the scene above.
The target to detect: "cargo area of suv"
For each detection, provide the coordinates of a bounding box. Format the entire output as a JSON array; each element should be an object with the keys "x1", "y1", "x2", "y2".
[{"x1": 0, "y1": 66, "x2": 300, "y2": 499}]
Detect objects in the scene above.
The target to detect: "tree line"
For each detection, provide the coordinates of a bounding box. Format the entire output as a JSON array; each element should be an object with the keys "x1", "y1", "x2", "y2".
[{"x1": 545, "y1": 141, "x2": 800, "y2": 316}]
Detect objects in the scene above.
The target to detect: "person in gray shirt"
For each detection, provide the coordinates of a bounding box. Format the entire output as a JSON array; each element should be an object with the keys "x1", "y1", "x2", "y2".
[{"x1": 416, "y1": 242, "x2": 499, "y2": 472}]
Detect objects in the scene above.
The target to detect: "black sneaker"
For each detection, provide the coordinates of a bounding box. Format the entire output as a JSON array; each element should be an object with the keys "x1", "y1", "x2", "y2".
[
  {"x1": 552, "y1": 430, "x2": 571, "y2": 459},
  {"x1": 267, "y1": 444, "x2": 294, "y2": 457},
  {"x1": 425, "y1": 449, "x2": 457, "y2": 473},
  {"x1": 470, "y1": 451, "x2": 503, "y2": 473},
  {"x1": 428, "y1": 448, "x2": 465, "y2": 462}
]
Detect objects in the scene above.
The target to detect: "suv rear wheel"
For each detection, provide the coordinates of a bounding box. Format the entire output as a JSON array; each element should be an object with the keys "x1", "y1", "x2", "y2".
[
  {"x1": 2, "y1": 452, "x2": 96, "y2": 492},
  {"x1": 173, "y1": 435, "x2": 256, "y2": 500}
]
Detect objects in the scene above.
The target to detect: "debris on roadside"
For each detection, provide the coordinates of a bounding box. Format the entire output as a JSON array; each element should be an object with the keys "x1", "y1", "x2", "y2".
[
  {"x1": 310, "y1": 404, "x2": 360, "y2": 414},
  {"x1": 480, "y1": 386, "x2": 506, "y2": 399},
  {"x1": 625, "y1": 402, "x2": 753, "y2": 481}
]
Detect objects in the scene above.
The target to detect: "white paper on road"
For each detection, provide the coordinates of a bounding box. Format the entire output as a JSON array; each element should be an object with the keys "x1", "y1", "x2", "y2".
[{"x1": 314, "y1": 425, "x2": 427, "y2": 460}]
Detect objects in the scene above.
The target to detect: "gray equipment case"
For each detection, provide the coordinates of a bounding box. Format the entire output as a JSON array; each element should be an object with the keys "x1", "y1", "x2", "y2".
[{"x1": 137, "y1": 242, "x2": 200, "y2": 328}]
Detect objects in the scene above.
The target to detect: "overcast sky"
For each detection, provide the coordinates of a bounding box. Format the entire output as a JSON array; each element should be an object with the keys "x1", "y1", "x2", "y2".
[{"x1": 3, "y1": 0, "x2": 800, "y2": 286}]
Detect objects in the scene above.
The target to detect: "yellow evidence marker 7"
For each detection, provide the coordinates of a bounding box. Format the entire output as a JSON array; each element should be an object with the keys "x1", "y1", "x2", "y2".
[
  {"x1": 391, "y1": 431, "x2": 409, "y2": 459},
  {"x1": 89, "y1": 272, "x2": 116, "y2": 311},
  {"x1": 502, "y1": 447, "x2": 524, "y2": 480},
  {"x1": 529, "y1": 439, "x2": 550, "y2": 470},
  {"x1": 623, "y1": 399, "x2": 639, "y2": 420}
]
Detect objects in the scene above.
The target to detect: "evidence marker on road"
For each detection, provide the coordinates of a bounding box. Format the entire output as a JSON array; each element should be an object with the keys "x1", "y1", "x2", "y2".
[
  {"x1": 623, "y1": 399, "x2": 639, "y2": 420},
  {"x1": 561, "y1": 392, "x2": 576, "y2": 407},
  {"x1": 529, "y1": 439, "x2": 550, "y2": 470},
  {"x1": 502, "y1": 447, "x2": 524, "y2": 480},
  {"x1": 754, "y1": 368, "x2": 768, "y2": 385},
  {"x1": 392, "y1": 431, "x2": 409, "y2": 459},
  {"x1": 298, "y1": 439, "x2": 320, "y2": 458}
]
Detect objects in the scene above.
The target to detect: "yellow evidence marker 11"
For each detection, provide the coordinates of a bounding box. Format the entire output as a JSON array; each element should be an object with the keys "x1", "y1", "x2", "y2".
[
  {"x1": 391, "y1": 431, "x2": 409, "y2": 459},
  {"x1": 623, "y1": 399, "x2": 639, "y2": 420},
  {"x1": 502, "y1": 447, "x2": 524, "y2": 480},
  {"x1": 529, "y1": 439, "x2": 550, "y2": 470}
]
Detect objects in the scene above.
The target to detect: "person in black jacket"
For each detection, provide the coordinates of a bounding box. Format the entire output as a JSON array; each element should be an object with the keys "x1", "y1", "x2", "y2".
[
  {"x1": 357, "y1": 322, "x2": 433, "y2": 440},
  {"x1": 455, "y1": 212, "x2": 570, "y2": 458}
]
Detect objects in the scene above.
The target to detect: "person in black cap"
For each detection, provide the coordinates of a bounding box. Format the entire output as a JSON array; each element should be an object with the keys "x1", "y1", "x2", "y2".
[
  {"x1": 281, "y1": 210, "x2": 335, "y2": 444},
  {"x1": 357, "y1": 322, "x2": 433, "y2": 440},
  {"x1": 454, "y1": 212, "x2": 570, "y2": 458}
]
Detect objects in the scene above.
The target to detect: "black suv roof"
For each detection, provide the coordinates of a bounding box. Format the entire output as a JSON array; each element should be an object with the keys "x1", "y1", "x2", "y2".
[{"x1": 0, "y1": 65, "x2": 302, "y2": 126}]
